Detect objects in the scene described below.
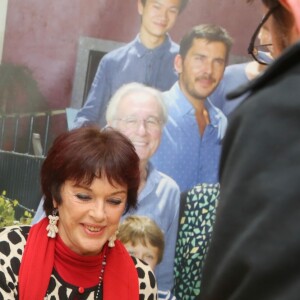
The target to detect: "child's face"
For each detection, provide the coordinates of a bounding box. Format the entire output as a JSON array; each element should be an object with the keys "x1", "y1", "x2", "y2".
[{"x1": 124, "y1": 241, "x2": 159, "y2": 270}]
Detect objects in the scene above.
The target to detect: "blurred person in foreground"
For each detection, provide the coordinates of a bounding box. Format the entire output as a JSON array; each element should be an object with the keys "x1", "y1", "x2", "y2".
[
  {"x1": 0, "y1": 127, "x2": 157, "y2": 299},
  {"x1": 199, "y1": 0, "x2": 300, "y2": 299},
  {"x1": 210, "y1": 25, "x2": 273, "y2": 116}
]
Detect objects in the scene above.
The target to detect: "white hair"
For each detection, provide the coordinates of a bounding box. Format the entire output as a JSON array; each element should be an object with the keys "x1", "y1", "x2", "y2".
[{"x1": 105, "y1": 82, "x2": 168, "y2": 126}]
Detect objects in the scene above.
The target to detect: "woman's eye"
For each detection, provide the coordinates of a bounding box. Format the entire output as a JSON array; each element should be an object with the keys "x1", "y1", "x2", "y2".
[
  {"x1": 75, "y1": 193, "x2": 91, "y2": 201},
  {"x1": 107, "y1": 198, "x2": 123, "y2": 206}
]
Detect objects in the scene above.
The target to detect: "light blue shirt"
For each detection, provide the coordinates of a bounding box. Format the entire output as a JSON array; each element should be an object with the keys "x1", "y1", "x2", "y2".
[
  {"x1": 209, "y1": 63, "x2": 250, "y2": 116},
  {"x1": 74, "y1": 34, "x2": 178, "y2": 128},
  {"x1": 158, "y1": 290, "x2": 176, "y2": 300},
  {"x1": 122, "y1": 162, "x2": 180, "y2": 292},
  {"x1": 151, "y1": 82, "x2": 227, "y2": 192}
]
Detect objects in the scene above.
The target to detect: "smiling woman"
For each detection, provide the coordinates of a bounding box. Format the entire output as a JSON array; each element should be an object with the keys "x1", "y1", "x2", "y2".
[{"x1": 0, "y1": 127, "x2": 158, "y2": 300}]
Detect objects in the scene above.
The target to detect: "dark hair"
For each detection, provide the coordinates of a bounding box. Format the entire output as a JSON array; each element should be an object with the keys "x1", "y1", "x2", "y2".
[
  {"x1": 41, "y1": 127, "x2": 140, "y2": 216},
  {"x1": 140, "y1": 0, "x2": 189, "y2": 13},
  {"x1": 179, "y1": 24, "x2": 233, "y2": 63}
]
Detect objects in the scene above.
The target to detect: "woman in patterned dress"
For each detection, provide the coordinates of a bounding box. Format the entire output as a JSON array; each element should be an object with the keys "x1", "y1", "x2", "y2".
[{"x1": 0, "y1": 127, "x2": 157, "y2": 300}]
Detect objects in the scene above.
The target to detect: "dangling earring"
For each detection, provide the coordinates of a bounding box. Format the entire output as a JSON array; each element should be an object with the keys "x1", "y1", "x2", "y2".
[
  {"x1": 46, "y1": 208, "x2": 59, "y2": 238},
  {"x1": 108, "y1": 230, "x2": 119, "y2": 247}
]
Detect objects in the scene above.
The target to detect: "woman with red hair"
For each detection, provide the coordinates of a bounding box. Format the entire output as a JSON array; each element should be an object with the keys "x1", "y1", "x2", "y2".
[{"x1": 0, "y1": 127, "x2": 157, "y2": 299}]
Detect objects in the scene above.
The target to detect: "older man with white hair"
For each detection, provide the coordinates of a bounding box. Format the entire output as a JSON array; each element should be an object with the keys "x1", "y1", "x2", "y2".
[{"x1": 106, "y1": 82, "x2": 180, "y2": 296}]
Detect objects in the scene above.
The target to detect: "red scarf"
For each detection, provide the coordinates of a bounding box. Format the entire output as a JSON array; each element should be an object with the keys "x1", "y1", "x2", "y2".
[
  {"x1": 54, "y1": 235, "x2": 105, "y2": 287},
  {"x1": 19, "y1": 218, "x2": 139, "y2": 299}
]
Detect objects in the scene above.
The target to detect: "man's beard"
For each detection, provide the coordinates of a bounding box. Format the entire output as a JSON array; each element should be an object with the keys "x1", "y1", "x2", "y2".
[{"x1": 184, "y1": 75, "x2": 217, "y2": 101}]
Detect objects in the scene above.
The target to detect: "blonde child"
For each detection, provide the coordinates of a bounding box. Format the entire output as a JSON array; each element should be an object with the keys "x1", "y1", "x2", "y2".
[{"x1": 118, "y1": 216, "x2": 176, "y2": 300}]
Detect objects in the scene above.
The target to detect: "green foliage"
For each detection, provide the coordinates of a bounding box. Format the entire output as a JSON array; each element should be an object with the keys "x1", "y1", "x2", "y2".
[
  {"x1": 0, "y1": 191, "x2": 33, "y2": 227},
  {"x1": 0, "y1": 191, "x2": 16, "y2": 227}
]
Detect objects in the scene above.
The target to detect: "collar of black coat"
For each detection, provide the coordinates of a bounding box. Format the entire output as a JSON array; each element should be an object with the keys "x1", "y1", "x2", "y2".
[{"x1": 227, "y1": 41, "x2": 300, "y2": 100}]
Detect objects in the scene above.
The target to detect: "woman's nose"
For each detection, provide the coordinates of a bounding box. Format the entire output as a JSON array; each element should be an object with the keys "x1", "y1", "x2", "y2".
[{"x1": 91, "y1": 200, "x2": 106, "y2": 221}]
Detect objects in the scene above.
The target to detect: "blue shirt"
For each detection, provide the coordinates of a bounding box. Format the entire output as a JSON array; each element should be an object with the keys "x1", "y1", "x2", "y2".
[
  {"x1": 151, "y1": 82, "x2": 227, "y2": 192},
  {"x1": 158, "y1": 290, "x2": 176, "y2": 300},
  {"x1": 210, "y1": 63, "x2": 250, "y2": 116},
  {"x1": 122, "y1": 163, "x2": 180, "y2": 292},
  {"x1": 74, "y1": 34, "x2": 178, "y2": 128}
]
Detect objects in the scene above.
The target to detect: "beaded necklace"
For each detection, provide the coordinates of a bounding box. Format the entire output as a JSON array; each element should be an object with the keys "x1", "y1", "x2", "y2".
[{"x1": 94, "y1": 245, "x2": 108, "y2": 300}]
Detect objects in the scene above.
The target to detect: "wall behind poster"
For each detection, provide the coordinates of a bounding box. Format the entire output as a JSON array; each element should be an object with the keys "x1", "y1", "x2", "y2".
[{"x1": 2, "y1": 0, "x2": 261, "y2": 115}]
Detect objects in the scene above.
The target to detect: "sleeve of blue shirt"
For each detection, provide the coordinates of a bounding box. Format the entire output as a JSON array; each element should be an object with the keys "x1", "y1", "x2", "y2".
[
  {"x1": 155, "y1": 182, "x2": 180, "y2": 292},
  {"x1": 73, "y1": 56, "x2": 111, "y2": 128}
]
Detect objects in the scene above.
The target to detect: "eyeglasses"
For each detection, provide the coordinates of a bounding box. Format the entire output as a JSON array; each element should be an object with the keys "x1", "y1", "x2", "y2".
[
  {"x1": 248, "y1": 5, "x2": 279, "y2": 65},
  {"x1": 115, "y1": 116, "x2": 162, "y2": 131}
]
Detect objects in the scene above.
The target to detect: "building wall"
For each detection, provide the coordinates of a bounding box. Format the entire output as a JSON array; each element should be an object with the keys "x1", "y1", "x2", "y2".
[
  {"x1": 0, "y1": 0, "x2": 8, "y2": 63},
  {"x1": 2, "y1": 0, "x2": 262, "y2": 111}
]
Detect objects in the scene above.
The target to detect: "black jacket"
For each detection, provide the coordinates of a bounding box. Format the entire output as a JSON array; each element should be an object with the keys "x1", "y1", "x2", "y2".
[{"x1": 199, "y1": 41, "x2": 300, "y2": 300}]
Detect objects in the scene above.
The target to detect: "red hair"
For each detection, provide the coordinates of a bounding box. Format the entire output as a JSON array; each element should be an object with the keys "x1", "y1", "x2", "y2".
[{"x1": 41, "y1": 127, "x2": 140, "y2": 215}]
